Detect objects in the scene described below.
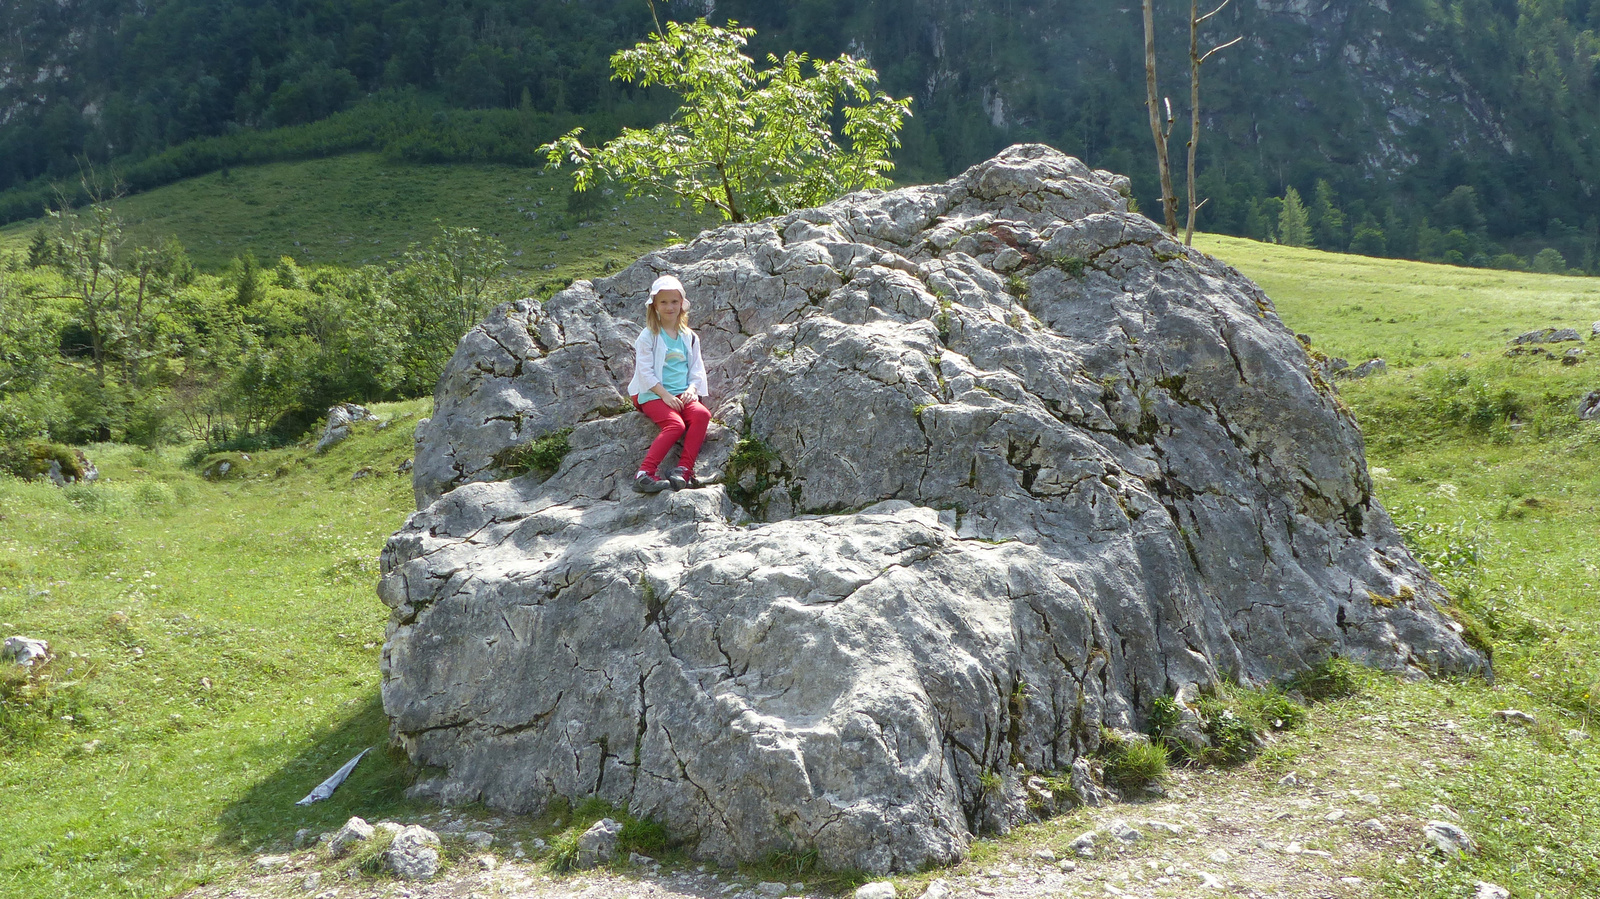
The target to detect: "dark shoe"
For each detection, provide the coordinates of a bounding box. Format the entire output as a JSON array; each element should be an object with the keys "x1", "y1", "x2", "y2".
[
  {"x1": 666, "y1": 466, "x2": 696, "y2": 490},
  {"x1": 633, "y1": 470, "x2": 671, "y2": 493}
]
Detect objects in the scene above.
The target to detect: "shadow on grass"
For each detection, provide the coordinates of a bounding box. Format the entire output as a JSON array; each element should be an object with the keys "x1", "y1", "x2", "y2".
[{"x1": 217, "y1": 691, "x2": 423, "y2": 851}]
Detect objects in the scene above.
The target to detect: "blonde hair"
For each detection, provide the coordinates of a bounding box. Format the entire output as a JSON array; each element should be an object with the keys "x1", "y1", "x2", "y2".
[{"x1": 646, "y1": 297, "x2": 692, "y2": 336}]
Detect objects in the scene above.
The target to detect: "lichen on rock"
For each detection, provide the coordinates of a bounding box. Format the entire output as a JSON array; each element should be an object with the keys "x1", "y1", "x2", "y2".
[{"x1": 380, "y1": 144, "x2": 1488, "y2": 874}]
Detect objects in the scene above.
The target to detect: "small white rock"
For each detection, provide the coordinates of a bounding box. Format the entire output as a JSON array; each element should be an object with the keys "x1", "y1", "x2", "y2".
[
  {"x1": 918, "y1": 880, "x2": 953, "y2": 899},
  {"x1": 1197, "y1": 872, "x2": 1223, "y2": 890},
  {"x1": 1207, "y1": 849, "x2": 1230, "y2": 864},
  {"x1": 300, "y1": 872, "x2": 322, "y2": 892},
  {"x1": 1277, "y1": 772, "x2": 1300, "y2": 787},
  {"x1": 1325, "y1": 810, "x2": 1345, "y2": 822},
  {"x1": 254, "y1": 854, "x2": 290, "y2": 870},
  {"x1": 461, "y1": 830, "x2": 494, "y2": 849},
  {"x1": 854, "y1": 883, "x2": 897, "y2": 899},
  {"x1": 1474, "y1": 881, "x2": 1510, "y2": 899},
  {"x1": 756, "y1": 882, "x2": 787, "y2": 897},
  {"x1": 1033, "y1": 848, "x2": 1057, "y2": 862}
]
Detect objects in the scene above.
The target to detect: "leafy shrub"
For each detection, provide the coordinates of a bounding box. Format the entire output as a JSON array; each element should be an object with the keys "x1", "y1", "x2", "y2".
[
  {"x1": 1285, "y1": 656, "x2": 1361, "y2": 701},
  {"x1": 1195, "y1": 697, "x2": 1259, "y2": 765}
]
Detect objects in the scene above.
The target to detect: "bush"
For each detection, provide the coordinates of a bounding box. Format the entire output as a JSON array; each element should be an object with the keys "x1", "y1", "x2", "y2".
[
  {"x1": 1099, "y1": 729, "x2": 1169, "y2": 791},
  {"x1": 1285, "y1": 656, "x2": 1361, "y2": 701}
]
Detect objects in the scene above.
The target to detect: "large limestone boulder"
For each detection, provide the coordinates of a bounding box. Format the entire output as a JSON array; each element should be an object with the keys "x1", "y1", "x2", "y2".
[{"x1": 380, "y1": 145, "x2": 1487, "y2": 873}]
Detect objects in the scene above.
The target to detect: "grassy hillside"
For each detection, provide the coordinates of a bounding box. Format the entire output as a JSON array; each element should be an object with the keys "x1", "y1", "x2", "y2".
[
  {"x1": 2, "y1": 225, "x2": 1598, "y2": 897},
  {"x1": 0, "y1": 153, "x2": 717, "y2": 276}
]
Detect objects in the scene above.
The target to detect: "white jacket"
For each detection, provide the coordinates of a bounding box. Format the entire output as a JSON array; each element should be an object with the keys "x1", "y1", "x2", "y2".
[{"x1": 627, "y1": 326, "x2": 708, "y2": 400}]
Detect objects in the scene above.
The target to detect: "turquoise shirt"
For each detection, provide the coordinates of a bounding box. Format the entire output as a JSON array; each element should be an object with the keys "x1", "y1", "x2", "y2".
[{"x1": 658, "y1": 330, "x2": 690, "y2": 396}]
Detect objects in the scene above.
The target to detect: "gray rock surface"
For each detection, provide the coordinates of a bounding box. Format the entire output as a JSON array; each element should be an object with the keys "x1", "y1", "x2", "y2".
[
  {"x1": 3, "y1": 636, "x2": 51, "y2": 667},
  {"x1": 1512, "y1": 327, "x2": 1583, "y2": 345},
  {"x1": 1579, "y1": 390, "x2": 1600, "y2": 421},
  {"x1": 315, "y1": 403, "x2": 379, "y2": 453},
  {"x1": 383, "y1": 825, "x2": 440, "y2": 880},
  {"x1": 380, "y1": 145, "x2": 1488, "y2": 873},
  {"x1": 1337, "y1": 358, "x2": 1386, "y2": 379},
  {"x1": 1422, "y1": 820, "x2": 1477, "y2": 857},
  {"x1": 575, "y1": 818, "x2": 622, "y2": 869},
  {"x1": 328, "y1": 816, "x2": 374, "y2": 857}
]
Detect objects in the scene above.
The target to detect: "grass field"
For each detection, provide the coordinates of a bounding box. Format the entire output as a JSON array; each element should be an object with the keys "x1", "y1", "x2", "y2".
[
  {"x1": 2, "y1": 195, "x2": 1599, "y2": 897},
  {"x1": 0, "y1": 153, "x2": 717, "y2": 277}
]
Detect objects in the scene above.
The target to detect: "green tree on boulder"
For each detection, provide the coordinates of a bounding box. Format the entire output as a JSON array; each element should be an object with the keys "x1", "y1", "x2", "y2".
[{"x1": 540, "y1": 19, "x2": 912, "y2": 223}]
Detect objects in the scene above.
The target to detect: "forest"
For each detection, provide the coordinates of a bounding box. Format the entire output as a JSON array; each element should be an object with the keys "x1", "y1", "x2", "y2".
[{"x1": 1, "y1": 0, "x2": 1597, "y2": 270}]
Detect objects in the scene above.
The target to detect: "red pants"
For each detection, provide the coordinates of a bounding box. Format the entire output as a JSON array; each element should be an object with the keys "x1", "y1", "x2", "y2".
[{"x1": 634, "y1": 395, "x2": 710, "y2": 477}]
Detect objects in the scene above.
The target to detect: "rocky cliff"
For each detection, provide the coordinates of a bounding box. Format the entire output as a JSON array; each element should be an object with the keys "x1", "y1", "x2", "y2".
[{"x1": 379, "y1": 145, "x2": 1487, "y2": 873}]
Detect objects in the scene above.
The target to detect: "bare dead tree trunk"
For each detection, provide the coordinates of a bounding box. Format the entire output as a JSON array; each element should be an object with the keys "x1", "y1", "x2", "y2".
[
  {"x1": 1185, "y1": 0, "x2": 1243, "y2": 246},
  {"x1": 1143, "y1": 0, "x2": 1179, "y2": 235}
]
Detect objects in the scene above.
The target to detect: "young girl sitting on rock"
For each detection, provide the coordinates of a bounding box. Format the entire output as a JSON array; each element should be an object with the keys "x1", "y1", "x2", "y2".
[{"x1": 627, "y1": 275, "x2": 712, "y2": 493}]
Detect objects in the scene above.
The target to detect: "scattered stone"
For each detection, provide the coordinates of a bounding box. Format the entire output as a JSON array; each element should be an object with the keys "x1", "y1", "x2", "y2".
[
  {"x1": 253, "y1": 854, "x2": 290, "y2": 870},
  {"x1": 1429, "y1": 804, "x2": 1461, "y2": 821},
  {"x1": 1336, "y1": 357, "x2": 1386, "y2": 379},
  {"x1": 756, "y1": 881, "x2": 788, "y2": 897},
  {"x1": 315, "y1": 403, "x2": 379, "y2": 453},
  {"x1": 1142, "y1": 820, "x2": 1183, "y2": 835},
  {"x1": 1563, "y1": 347, "x2": 1585, "y2": 365},
  {"x1": 1110, "y1": 820, "x2": 1143, "y2": 843},
  {"x1": 1423, "y1": 820, "x2": 1478, "y2": 857},
  {"x1": 918, "y1": 879, "x2": 953, "y2": 899},
  {"x1": 1592, "y1": 321, "x2": 1600, "y2": 340},
  {"x1": 478, "y1": 855, "x2": 497, "y2": 870},
  {"x1": 300, "y1": 872, "x2": 322, "y2": 892},
  {"x1": 383, "y1": 825, "x2": 441, "y2": 880},
  {"x1": 1033, "y1": 848, "x2": 1057, "y2": 862},
  {"x1": 352, "y1": 466, "x2": 374, "y2": 480},
  {"x1": 2, "y1": 636, "x2": 51, "y2": 667},
  {"x1": 460, "y1": 830, "x2": 493, "y2": 849},
  {"x1": 1068, "y1": 831, "x2": 1097, "y2": 856},
  {"x1": 1325, "y1": 810, "x2": 1345, "y2": 822},
  {"x1": 397, "y1": 458, "x2": 414, "y2": 474},
  {"x1": 1207, "y1": 849, "x2": 1231, "y2": 863},
  {"x1": 1357, "y1": 818, "x2": 1388, "y2": 836},
  {"x1": 1197, "y1": 872, "x2": 1223, "y2": 890},
  {"x1": 1475, "y1": 881, "x2": 1510, "y2": 899},
  {"x1": 1581, "y1": 390, "x2": 1600, "y2": 421},
  {"x1": 328, "y1": 816, "x2": 375, "y2": 857},
  {"x1": 375, "y1": 821, "x2": 404, "y2": 836},
  {"x1": 854, "y1": 883, "x2": 897, "y2": 899},
  {"x1": 1024, "y1": 775, "x2": 1056, "y2": 815},
  {"x1": 575, "y1": 818, "x2": 622, "y2": 868},
  {"x1": 1512, "y1": 327, "x2": 1583, "y2": 345},
  {"x1": 1277, "y1": 772, "x2": 1300, "y2": 787},
  {"x1": 629, "y1": 852, "x2": 657, "y2": 866},
  {"x1": 1070, "y1": 757, "x2": 1113, "y2": 808}
]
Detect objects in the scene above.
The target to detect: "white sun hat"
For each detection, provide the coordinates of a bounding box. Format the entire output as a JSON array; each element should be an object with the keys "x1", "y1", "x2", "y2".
[{"x1": 647, "y1": 274, "x2": 685, "y2": 305}]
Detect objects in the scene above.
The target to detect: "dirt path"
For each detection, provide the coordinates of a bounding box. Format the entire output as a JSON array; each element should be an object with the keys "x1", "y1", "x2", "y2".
[{"x1": 186, "y1": 698, "x2": 1492, "y2": 899}]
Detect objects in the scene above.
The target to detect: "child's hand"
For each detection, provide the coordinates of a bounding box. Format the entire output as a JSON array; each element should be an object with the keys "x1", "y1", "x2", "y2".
[
  {"x1": 681, "y1": 387, "x2": 698, "y2": 404},
  {"x1": 664, "y1": 394, "x2": 685, "y2": 411}
]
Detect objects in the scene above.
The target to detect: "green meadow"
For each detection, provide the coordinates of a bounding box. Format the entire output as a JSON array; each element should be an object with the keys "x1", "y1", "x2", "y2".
[
  {"x1": 1, "y1": 179, "x2": 1598, "y2": 897},
  {"x1": 0, "y1": 153, "x2": 716, "y2": 277}
]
